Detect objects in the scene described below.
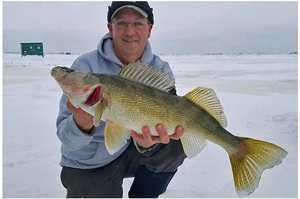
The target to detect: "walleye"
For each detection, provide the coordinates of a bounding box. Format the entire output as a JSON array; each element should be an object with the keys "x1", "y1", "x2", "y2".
[{"x1": 51, "y1": 62, "x2": 287, "y2": 197}]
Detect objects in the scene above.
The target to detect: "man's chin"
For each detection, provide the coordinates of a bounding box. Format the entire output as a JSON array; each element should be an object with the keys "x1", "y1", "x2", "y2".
[{"x1": 123, "y1": 46, "x2": 139, "y2": 54}]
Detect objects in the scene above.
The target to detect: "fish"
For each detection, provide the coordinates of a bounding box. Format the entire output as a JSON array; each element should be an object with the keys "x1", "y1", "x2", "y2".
[{"x1": 51, "y1": 62, "x2": 287, "y2": 197}]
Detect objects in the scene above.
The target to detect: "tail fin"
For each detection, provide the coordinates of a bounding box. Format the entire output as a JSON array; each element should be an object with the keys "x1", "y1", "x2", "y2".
[{"x1": 229, "y1": 137, "x2": 287, "y2": 197}]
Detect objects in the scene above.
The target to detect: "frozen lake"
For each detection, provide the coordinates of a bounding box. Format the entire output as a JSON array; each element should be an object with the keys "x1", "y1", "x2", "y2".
[{"x1": 3, "y1": 53, "x2": 298, "y2": 198}]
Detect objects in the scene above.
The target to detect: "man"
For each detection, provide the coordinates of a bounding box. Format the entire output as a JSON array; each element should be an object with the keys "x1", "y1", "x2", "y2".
[{"x1": 56, "y1": 1, "x2": 186, "y2": 198}]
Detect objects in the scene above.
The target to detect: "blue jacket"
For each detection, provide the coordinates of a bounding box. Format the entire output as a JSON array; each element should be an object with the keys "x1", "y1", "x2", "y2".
[{"x1": 56, "y1": 33, "x2": 175, "y2": 169}]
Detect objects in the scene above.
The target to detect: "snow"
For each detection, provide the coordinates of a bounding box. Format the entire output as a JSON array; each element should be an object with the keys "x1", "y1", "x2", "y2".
[{"x1": 3, "y1": 53, "x2": 297, "y2": 198}]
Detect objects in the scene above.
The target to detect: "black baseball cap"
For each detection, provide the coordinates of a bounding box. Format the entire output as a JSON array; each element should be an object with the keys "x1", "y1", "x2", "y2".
[{"x1": 107, "y1": 1, "x2": 154, "y2": 25}]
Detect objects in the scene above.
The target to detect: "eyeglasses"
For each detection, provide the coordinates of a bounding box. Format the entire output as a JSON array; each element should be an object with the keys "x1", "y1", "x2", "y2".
[{"x1": 112, "y1": 20, "x2": 149, "y2": 30}]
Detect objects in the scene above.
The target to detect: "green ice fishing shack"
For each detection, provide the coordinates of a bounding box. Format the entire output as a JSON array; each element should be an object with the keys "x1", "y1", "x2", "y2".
[{"x1": 20, "y1": 42, "x2": 44, "y2": 57}]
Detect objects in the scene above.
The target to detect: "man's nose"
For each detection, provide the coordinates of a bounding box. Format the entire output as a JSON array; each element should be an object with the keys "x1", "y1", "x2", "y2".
[{"x1": 125, "y1": 23, "x2": 135, "y2": 35}]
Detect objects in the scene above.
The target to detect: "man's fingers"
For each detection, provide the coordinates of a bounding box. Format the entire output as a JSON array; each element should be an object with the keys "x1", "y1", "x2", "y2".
[
  {"x1": 141, "y1": 126, "x2": 154, "y2": 148},
  {"x1": 131, "y1": 130, "x2": 144, "y2": 143},
  {"x1": 131, "y1": 127, "x2": 154, "y2": 148},
  {"x1": 66, "y1": 100, "x2": 74, "y2": 111},
  {"x1": 67, "y1": 99, "x2": 92, "y2": 117},
  {"x1": 156, "y1": 124, "x2": 170, "y2": 144},
  {"x1": 169, "y1": 125, "x2": 184, "y2": 140},
  {"x1": 132, "y1": 125, "x2": 184, "y2": 148},
  {"x1": 151, "y1": 136, "x2": 162, "y2": 145},
  {"x1": 66, "y1": 99, "x2": 79, "y2": 114}
]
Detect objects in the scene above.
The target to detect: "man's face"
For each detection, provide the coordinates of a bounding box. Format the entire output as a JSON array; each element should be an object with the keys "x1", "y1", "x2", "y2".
[{"x1": 107, "y1": 8, "x2": 153, "y2": 60}]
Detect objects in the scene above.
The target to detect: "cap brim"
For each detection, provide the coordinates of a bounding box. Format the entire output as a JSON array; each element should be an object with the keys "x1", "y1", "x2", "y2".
[{"x1": 111, "y1": 5, "x2": 148, "y2": 20}]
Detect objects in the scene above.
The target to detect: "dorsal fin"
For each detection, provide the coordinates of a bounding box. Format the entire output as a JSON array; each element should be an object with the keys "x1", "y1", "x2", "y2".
[
  {"x1": 184, "y1": 87, "x2": 228, "y2": 128},
  {"x1": 119, "y1": 61, "x2": 175, "y2": 93}
]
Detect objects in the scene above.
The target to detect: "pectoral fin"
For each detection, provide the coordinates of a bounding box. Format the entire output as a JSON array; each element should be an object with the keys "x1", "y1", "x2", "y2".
[
  {"x1": 104, "y1": 121, "x2": 131, "y2": 155},
  {"x1": 93, "y1": 102, "x2": 105, "y2": 127},
  {"x1": 180, "y1": 134, "x2": 207, "y2": 159}
]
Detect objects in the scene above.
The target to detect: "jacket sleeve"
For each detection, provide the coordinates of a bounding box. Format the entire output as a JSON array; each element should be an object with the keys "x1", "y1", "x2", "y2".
[
  {"x1": 55, "y1": 56, "x2": 96, "y2": 151},
  {"x1": 56, "y1": 94, "x2": 97, "y2": 151},
  {"x1": 151, "y1": 56, "x2": 177, "y2": 95},
  {"x1": 165, "y1": 62, "x2": 177, "y2": 95},
  {"x1": 160, "y1": 61, "x2": 177, "y2": 95}
]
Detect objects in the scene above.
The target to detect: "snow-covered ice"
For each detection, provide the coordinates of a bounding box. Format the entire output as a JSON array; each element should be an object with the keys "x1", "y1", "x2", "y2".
[{"x1": 3, "y1": 53, "x2": 297, "y2": 198}]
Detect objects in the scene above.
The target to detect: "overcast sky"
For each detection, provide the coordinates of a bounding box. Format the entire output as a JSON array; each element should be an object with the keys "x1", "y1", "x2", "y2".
[{"x1": 3, "y1": 1, "x2": 298, "y2": 54}]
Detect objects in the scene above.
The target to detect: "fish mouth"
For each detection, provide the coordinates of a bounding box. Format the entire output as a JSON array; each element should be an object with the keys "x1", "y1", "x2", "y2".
[
  {"x1": 84, "y1": 86, "x2": 102, "y2": 106},
  {"x1": 51, "y1": 67, "x2": 61, "y2": 78},
  {"x1": 51, "y1": 66, "x2": 75, "y2": 79}
]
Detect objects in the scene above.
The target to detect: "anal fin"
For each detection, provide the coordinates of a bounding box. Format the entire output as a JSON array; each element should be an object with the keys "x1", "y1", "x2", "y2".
[{"x1": 180, "y1": 133, "x2": 207, "y2": 159}]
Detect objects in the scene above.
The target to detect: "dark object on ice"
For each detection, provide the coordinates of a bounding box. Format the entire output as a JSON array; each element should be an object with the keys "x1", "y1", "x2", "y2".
[
  {"x1": 289, "y1": 51, "x2": 298, "y2": 54},
  {"x1": 20, "y1": 42, "x2": 44, "y2": 58}
]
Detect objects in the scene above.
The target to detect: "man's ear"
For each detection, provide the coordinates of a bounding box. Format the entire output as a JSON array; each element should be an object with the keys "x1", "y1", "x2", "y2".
[
  {"x1": 107, "y1": 23, "x2": 113, "y2": 37},
  {"x1": 147, "y1": 24, "x2": 153, "y2": 39}
]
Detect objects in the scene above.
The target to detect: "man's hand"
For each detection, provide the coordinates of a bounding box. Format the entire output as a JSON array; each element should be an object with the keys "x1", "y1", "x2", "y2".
[
  {"x1": 131, "y1": 124, "x2": 184, "y2": 148},
  {"x1": 66, "y1": 99, "x2": 94, "y2": 133}
]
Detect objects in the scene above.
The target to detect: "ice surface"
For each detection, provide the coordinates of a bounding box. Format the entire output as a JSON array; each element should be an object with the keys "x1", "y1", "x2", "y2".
[{"x1": 3, "y1": 53, "x2": 297, "y2": 197}]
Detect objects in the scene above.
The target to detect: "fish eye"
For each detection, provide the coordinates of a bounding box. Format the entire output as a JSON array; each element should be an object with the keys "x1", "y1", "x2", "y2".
[
  {"x1": 58, "y1": 66, "x2": 75, "y2": 73},
  {"x1": 66, "y1": 68, "x2": 75, "y2": 73}
]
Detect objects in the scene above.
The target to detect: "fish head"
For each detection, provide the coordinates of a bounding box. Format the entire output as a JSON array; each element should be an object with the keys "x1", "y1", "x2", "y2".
[{"x1": 51, "y1": 66, "x2": 103, "y2": 109}]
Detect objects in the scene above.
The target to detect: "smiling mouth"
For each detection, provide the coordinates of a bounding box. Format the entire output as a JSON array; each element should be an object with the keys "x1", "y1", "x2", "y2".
[{"x1": 123, "y1": 39, "x2": 137, "y2": 43}]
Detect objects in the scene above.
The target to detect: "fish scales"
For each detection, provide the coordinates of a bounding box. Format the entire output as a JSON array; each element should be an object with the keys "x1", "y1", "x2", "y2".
[{"x1": 99, "y1": 74, "x2": 241, "y2": 151}]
